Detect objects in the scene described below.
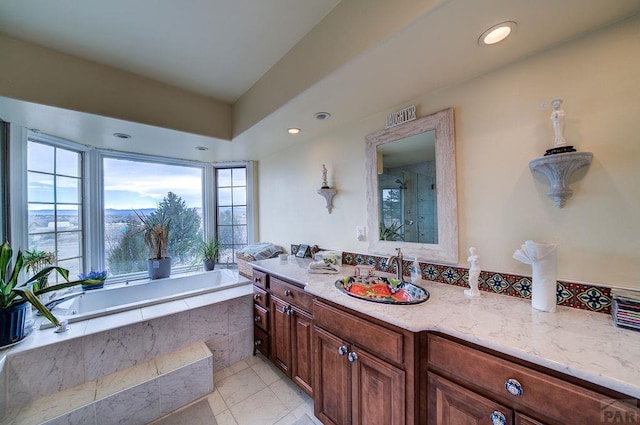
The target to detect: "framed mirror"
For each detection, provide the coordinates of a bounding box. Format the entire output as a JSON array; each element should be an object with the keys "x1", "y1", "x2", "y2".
[{"x1": 365, "y1": 108, "x2": 458, "y2": 264}]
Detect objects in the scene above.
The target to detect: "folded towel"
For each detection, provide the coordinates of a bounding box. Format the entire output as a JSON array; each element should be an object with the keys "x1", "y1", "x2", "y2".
[
  {"x1": 307, "y1": 261, "x2": 340, "y2": 274},
  {"x1": 513, "y1": 240, "x2": 557, "y2": 312}
]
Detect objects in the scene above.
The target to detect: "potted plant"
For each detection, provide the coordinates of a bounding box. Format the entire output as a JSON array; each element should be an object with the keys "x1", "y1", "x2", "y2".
[
  {"x1": 0, "y1": 241, "x2": 85, "y2": 347},
  {"x1": 78, "y1": 270, "x2": 108, "y2": 290},
  {"x1": 200, "y1": 238, "x2": 220, "y2": 271},
  {"x1": 380, "y1": 222, "x2": 404, "y2": 241},
  {"x1": 135, "y1": 209, "x2": 171, "y2": 279},
  {"x1": 23, "y1": 248, "x2": 57, "y2": 292}
]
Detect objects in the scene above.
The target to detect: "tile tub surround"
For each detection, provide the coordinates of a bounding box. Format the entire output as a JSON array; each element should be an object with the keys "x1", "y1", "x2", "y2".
[
  {"x1": 4, "y1": 342, "x2": 214, "y2": 425},
  {"x1": 0, "y1": 283, "x2": 253, "y2": 414},
  {"x1": 251, "y1": 257, "x2": 640, "y2": 400}
]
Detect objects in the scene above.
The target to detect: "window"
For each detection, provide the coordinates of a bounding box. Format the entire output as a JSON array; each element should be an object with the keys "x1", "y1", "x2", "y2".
[
  {"x1": 27, "y1": 139, "x2": 84, "y2": 280},
  {"x1": 12, "y1": 128, "x2": 253, "y2": 282},
  {"x1": 103, "y1": 155, "x2": 204, "y2": 276},
  {"x1": 216, "y1": 167, "x2": 248, "y2": 264}
]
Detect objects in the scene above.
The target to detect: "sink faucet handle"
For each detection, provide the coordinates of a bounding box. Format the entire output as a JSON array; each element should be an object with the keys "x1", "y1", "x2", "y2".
[{"x1": 396, "y1": 247, "x2": 403, "y2": 261}]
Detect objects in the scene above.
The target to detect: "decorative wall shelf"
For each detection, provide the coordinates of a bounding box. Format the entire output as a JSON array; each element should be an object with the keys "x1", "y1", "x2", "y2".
[
  {"x1": 317, "y1": 188, "x2": 337, "y2": 213},
  {"x1": 529, "y1": 152, "x2": 593, "y2": 208}
]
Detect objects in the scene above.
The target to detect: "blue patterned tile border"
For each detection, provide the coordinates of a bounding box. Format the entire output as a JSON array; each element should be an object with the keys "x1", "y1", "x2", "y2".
[{"x1": 340, "y1": 251, "x2": 612, "y2": 314}]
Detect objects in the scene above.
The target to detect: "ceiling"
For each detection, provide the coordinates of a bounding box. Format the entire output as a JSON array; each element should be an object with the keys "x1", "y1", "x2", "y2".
[
  {"x1": 1, "y1": 0, "x2": 639, "y2": 162},
  {"x1": 0, "y1": 0, "x2": 340, "y2": 103}
]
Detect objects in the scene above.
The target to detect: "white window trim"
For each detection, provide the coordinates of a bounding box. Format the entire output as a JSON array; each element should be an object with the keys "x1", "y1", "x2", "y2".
[{"x1": 9, "y1": 125, "x2": 255, "y2": 282}]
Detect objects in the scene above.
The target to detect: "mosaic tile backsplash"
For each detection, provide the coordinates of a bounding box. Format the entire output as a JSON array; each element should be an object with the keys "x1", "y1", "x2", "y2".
[{"x1": 338, "y1": 250, "x2": 612, "y2": 314}]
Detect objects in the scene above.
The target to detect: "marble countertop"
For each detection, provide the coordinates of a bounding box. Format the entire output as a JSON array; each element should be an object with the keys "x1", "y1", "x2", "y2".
[{"x1": 251, "y1": 257, "x2": 640, "y2": 399}]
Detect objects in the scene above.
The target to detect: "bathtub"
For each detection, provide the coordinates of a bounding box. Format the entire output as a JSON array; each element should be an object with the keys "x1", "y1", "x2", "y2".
[{"x1": 44, "y1": 269, "x2": 250, "y2": 325}]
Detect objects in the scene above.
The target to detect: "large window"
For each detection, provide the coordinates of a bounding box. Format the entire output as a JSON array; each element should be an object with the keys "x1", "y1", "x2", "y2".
[
  {"x1": 216, "y1": 168, "x2": 248, "y2": 264},
  {"x1": 103, "y1": 156, "x2": 204, "y2": 276},
  {"x1": 12, "y1": 130, "x2": 253, "y2": 282},
  {"x1": 27, "y1": 139, "x2": 84, "y2": 280}
]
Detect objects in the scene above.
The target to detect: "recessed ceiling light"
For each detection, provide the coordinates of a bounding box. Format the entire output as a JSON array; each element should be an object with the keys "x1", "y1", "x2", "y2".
[
  {"x1": 479, "y1": 21, "x2": 516, "y2": 46},
  {"x1": 314, "y1": 112, "x2": 331, "y2": 121},
  {"x1": 196, "y1": 146, "x2": 208, "y2": 151},
  {"x1": 113, "y1": 132, "x2": 131, "y2": 139},
  {"x1": 287, "y1": 128, "x2": 301, "y2": 135}
]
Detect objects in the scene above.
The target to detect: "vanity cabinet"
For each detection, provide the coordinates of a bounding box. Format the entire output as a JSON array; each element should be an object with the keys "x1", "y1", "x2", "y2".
[
  {"x1": 252, "y1": 271, "x2": 270, "y2": 357},
  {"x1": 426, "y1": 333, "x2": 640, "y2": 425},
  {"x1": 313, "y1": 299, "x2": 417, "y2": 425},
  {"x1": 252, "y1": 270, "x2": 315, "y2": 396}
]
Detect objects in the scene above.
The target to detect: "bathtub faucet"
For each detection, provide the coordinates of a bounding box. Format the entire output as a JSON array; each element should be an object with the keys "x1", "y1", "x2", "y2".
[{"x1": 44, "y1": 292, "x2": 84, "y2": 311}]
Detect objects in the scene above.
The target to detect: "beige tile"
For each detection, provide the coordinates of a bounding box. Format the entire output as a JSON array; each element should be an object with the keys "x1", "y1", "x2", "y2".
[
  {"x1": 244, "y1": 353, "x2": 263, "y2": 366},
  {"x1": 274, "y1": 412, "x2": 300, "y2": 425},
  {"x1": 155, "y1": 341, "x2": 210, "y2": 374},
  {"x1": 95, "y1": 358, "x2": 158, "y2": 400},
  {"x1": 228, "y1": 387, "x2": 289, "y2": 425},
  {"x1": 251, "y1": 359, "x2": 286, "y2": 386},
  {"x1": 269, "y1": 378, "x2": 309, "y2": 411},
  {"x1": 206, "y1": 389, "x2": 228, "y2": 415},
  {"x1": 216, "y1": 367, "x2": 266, "y2": 407},
  {"x1": 214, "y1": 358, "x2": 249, "y2": 383},
  {"x1": 11, "y1": 380, "x2": 96, "y2": 425},
  {"x1": 215, "y1": 409, "x2": 239, "y2": 425},
  {"x1": 149, "y1": 398, "x2": 215, "y2": 425}
]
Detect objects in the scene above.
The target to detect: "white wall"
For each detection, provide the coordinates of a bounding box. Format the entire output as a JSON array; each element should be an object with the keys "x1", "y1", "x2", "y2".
[{"x1": 257, "y1": 15, "x2": 640, "y2": 289}]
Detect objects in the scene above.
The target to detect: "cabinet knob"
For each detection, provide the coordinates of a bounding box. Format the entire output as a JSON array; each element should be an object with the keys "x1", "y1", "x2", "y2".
[
  {"x1": 490, "y1": 411, "x2": 507, "y2": 425},
  {"x1": 254, "y1": 316, "x2": 261, "y2": 323},
  {"x1": 337, "y1": 345, "x2": 348, "y2": 356},
  {"x1": 254, "y1": 340, "x2": 262, "y2": 346},
  {"x1": 281, "y1": 305, "x2": 293, "y2": 316},
  {"x1": 254, "y1": 293, "x2": 261, "y2": 301},
  {"x1": 505, "y1": 378, "x2": 523, "y2": 397},
  {"x1": 284, "y1": 289, "x2": 292, "y2": 297},
  {"x1": 347, "y1": 351, "x2": 358, "y2": 363},
  {"x1": 254, "y1": 277, "x2": 261, "y2": 283}
]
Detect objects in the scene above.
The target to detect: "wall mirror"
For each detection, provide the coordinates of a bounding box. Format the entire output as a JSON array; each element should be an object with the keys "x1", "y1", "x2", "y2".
[{"x1": 366, "y1": 108, "x2": 458, "y2": 264}]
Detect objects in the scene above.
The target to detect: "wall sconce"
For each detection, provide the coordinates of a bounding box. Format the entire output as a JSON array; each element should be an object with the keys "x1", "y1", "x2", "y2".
[
  {"x1": 317, "y1": 164, "x2": 337, "y2": 213},
  {"x1": 529, "y1": 99, "x2": 593, "y2": 208}
]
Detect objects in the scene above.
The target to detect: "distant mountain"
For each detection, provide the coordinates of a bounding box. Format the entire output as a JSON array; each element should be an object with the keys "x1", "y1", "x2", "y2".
[
  {"x1": 104, "y1": 208, "x2": 156, "y2": 216},
  {"x1": 30, "y1": 208, "x2": 156, "y2": 216}
]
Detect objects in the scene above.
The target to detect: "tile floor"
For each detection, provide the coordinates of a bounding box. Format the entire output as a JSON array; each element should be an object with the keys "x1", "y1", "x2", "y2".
[{"x1": 152, "y1": 353, "x2": 323, "y2": 425}]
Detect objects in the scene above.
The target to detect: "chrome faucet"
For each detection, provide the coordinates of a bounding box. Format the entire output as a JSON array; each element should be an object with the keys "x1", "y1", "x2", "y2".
[
  {"x1": 43, "y1": 292, "x2": 84, "y2": 311},
  {"x1": 388, "y1": 247, "x2": 404, "y2": 280}
]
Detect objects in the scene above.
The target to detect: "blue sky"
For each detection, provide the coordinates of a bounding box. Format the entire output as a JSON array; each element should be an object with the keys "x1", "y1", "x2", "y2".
[
  {"x1": 27, "y1": 142, "x2": 204, "y2": 210},
  {"x1": 103, "y1": 158, "x2": 203, "y2": 209}
]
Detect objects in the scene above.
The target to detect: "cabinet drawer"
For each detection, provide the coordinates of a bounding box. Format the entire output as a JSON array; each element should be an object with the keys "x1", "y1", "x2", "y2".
[
  {"x1": 253, "y1": 286, "x2": 269, "y2": 309},
  {"x1": 271, "y1": 276, "x2": 313, "y2": 312},
  {"x1": 428, "y1": 334, "x2": 638, "y2": 424},
  {"x1": 254, "y1": 326, "x2": 270, "y2": 356},
  {"x1": 314, "y1": 300, "x2": 403, "y2": 365},
  {"x1": 253, "y1": 270, "x2": 268, "y2": 290},
  {"x1": 254, "y1": 305, "x2": 269, "y2": 332}
]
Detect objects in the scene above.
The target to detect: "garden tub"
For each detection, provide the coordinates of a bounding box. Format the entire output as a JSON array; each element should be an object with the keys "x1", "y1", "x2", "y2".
[{"x1": 43, "y1": 269, "x2": 250, "y2": 326}]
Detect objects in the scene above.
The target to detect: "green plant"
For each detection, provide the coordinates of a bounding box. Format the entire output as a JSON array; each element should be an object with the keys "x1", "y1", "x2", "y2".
[
  {"x1": 23, "y1": 249, "x2": 57, "y2": 292},
  {"x1": 0, "y1": 241, "x2": 85, "y2": 327},
  {"x1": 380, "y1": 222, "x2": 404, "y2": 241},
  {"x1": 199, "y1": 238, "x2": 220, "y2": 261},
  {"x1": 135, "y1": 209, "x2": 171, "y2": 260}
]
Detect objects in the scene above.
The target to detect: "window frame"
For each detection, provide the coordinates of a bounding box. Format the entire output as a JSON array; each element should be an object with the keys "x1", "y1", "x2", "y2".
[{"x1": 9, "y1": 125, "x2": 255, "y2": 283}]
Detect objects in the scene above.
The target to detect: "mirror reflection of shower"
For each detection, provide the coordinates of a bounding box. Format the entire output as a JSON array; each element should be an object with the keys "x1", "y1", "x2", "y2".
[{"x1": 379, "y1": 167, "x2": 437, "y2": 244}]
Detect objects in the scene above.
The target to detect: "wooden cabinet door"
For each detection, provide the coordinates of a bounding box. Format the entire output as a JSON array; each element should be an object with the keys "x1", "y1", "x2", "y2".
[
  {"x1": 515, "y1": 413, "x2": 546, "y2": 425},
  {"x1": 291, "y1": 306, "x2": 313, "y2": 396},
  {"x1": 313, "y1": 326, "x2": 351, "y2": 425},
  {"x1": 271, "y1": 296, "x2": 291, "y2": 375},
  {"x1": 428, "y1": 372, "x2": 513, "y2": 425},
  {"x1": 351, "y1": 346, "x2": 406, "y2": 425}
]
